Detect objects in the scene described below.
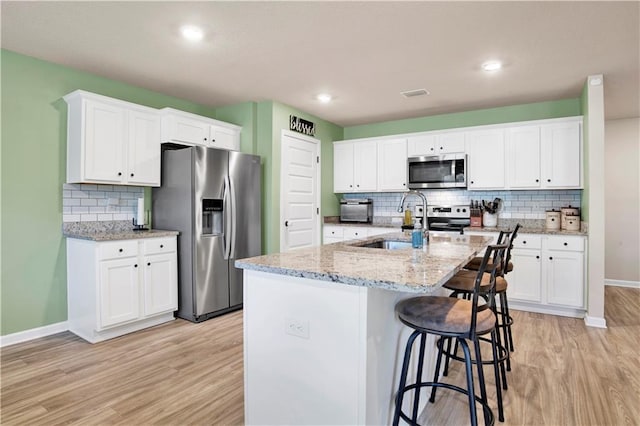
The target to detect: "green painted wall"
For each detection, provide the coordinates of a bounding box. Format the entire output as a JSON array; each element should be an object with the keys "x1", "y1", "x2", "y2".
[
  {"x1": 580, "y1": 83, "x2": 590, "y2": 221},
  {"x1": 215, "y1": 102, "x2": 258, "y2": 154},
  {"x1": 344, "y1": 99, "x2": 582, "y2": 139},
  {"x1": 0, "y1": 50, "x2": 218, "y2": 335}
]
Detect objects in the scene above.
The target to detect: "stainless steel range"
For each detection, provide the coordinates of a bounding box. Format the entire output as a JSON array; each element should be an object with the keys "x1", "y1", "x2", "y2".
[{"x1": 426, "y1": 205, "x2": 471, "y2": 234}]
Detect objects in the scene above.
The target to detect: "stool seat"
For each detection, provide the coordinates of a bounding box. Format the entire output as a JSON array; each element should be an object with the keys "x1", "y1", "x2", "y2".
[
  {"x1": 465, "y1": 257, "x2": 513, "y2": 273},
  {"x1": 397, "y1": 296, "x2": 496, "y2": 336},
  {"x1": 444, "y1": 271, "x2": 508, "y2": 293}
]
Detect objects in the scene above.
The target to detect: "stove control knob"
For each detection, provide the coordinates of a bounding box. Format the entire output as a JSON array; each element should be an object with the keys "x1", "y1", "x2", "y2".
[
  {"x1": 462, "y1": 208, "x2": 467, "y2": 213},
  {"x1": 456, "y1": 208, "x2": 460, "y2": 213}
]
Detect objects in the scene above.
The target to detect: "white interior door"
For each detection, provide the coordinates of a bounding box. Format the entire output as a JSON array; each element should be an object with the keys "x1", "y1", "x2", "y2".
[{"x1": 280, "y1": 131, "x2": 320, "y2": 251}]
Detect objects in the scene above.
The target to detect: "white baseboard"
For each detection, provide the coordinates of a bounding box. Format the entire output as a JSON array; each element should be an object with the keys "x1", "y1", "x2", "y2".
[
  {"x1": 584, "y1": 315, "x2": 607, "y2": 329},
  {"x1": 605, "y1": 279, "x2": 640, "y2": 289},
  {"x1": 0, "y1": 321, "x2": 69, "y2": 347}
]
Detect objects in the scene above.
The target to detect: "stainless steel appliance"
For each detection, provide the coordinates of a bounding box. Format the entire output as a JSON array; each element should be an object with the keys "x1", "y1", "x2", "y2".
[
  {"x1": 407, "y1": 154, "x2": 467, "y2": 189},
  {"x1": 426, "y1": 205, "x2": 471, "y2": 234},
  {"x1": 152, "y1": 146, "x2": 261, "y2": 322},
  {"x1": 340, "y1": 198, "x2": 373, "y2": 223}
]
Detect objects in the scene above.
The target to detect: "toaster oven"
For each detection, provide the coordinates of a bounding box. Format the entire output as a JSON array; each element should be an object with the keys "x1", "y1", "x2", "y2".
[{"x1": 340, "y1": 199, "x2": 373, "y2": 223}]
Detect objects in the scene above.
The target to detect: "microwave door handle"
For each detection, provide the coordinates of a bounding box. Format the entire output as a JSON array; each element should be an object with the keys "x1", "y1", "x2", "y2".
[{"x1": 451, "y1": 159, "x2": 456, "y2": 178}]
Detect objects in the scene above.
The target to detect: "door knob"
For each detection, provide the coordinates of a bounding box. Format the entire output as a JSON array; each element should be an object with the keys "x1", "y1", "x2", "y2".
[{"x1": 285, "y1": 221, "x2": 289, "y2": 227}]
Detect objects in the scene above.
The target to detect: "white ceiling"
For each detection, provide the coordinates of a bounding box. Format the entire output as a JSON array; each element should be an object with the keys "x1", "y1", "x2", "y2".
[{"x1": 2, "y1": 1, "x2": 638, "y2": 127}]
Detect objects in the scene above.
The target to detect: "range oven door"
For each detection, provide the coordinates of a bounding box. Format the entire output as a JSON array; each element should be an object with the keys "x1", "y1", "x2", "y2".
[{"x1": 408, "y1": 154, "x2": 467, "y2": 189}]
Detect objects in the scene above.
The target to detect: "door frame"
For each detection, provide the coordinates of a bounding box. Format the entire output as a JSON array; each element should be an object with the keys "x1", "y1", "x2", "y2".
[{"x1": 279, "y1": 129, "x2": 321, "y2": 251}]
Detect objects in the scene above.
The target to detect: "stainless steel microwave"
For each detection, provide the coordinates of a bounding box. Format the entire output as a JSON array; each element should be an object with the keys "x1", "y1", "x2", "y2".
[{"x1": 407, "y1": 154, "x2": 467, "y2": 189}]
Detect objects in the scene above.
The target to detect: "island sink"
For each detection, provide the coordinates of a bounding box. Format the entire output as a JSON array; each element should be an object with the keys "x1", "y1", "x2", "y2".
[{"x1": 354, "y1": 239, "x2": 413, "y2": 250}]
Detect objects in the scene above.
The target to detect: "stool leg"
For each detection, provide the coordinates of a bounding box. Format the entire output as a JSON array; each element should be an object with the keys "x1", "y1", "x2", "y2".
[
  {"x1": 442, "y1": 337, "x2": 455, "y2": 377},
  {"x1": 429, "y1": 335, "x2": 446, "y2": 403},
  {"x1": 411, "y1": 332, "x2": 427, "y2": 423},
  {"x1": 490, "y1": 329, "x2": 505, "y2": 422},
  {"x1": 393, "y1": 330, "x2": 420, "y2": 426},
  {"x1": 502, "y1": 292, "x2": 515, "y2": 353},
  {"x1": 459, "y1": 338, "x2": 479, "y2": 426},
  {"x1": 499, "y1": 292, "x2": 512, "y2": 371},
  {"x1": 472, "y1": 336, "x2": 490, "y2": 426}
]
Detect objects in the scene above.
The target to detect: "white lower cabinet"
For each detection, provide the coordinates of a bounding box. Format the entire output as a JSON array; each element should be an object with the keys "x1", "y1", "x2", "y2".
[
  {"x1": 67, "y1": 236, "x2": 178, "y2": 343},
  {"x1": 322, "y1": 224, "x2": 395, "y2": 244},
  {"x1": 508, "y1": 234, "x2": 585, "y2": 316}
]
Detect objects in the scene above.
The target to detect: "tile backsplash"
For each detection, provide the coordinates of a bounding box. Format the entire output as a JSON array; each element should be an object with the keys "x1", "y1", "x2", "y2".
[
  {"x1": 341, "y1": 189, "x2": 581, "y2": 220},
  {"x1": 62, "y1": 183, "x2": 144, "y2": 223}
]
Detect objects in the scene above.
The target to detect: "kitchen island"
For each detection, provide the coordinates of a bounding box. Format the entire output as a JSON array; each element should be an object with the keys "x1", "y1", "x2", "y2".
[{"x1": 236, "y1": 232, "x2": 492, "y2": 425}]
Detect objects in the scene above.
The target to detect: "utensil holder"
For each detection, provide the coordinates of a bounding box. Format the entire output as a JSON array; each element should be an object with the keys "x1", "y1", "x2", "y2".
[{"x1": 483, "y1": 212, "x2": 498, "y2": 227}]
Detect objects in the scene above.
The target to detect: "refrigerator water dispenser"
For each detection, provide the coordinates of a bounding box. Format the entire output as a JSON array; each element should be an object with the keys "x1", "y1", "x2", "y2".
[{"x1": 202, "y1": 199, "x2": 223, "y2": 235}]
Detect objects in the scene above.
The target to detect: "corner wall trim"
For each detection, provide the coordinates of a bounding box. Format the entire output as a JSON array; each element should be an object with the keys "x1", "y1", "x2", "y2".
[
  {"x1": 605, "y1": 279, "x2": 640, "y2": 289},
  {"x1": 584, "y1": 315, "x2": 607, "y2": 329},
  {"x1": 0, "y1": 322, "x2": 69, "y2": 347}
]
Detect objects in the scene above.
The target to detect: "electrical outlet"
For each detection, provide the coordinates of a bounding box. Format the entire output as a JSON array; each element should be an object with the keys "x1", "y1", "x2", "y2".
[{"x1": 285, "y1": 317, "x2": 310, "y2": 339}]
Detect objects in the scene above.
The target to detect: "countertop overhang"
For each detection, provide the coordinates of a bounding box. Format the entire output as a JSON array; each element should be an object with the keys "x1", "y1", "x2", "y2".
[{"x1": 236, "y1": 232, "x2": 493, "y2": 293}]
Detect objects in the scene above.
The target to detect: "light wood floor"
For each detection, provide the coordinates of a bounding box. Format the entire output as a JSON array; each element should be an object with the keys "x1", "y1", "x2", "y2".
[{"x1": 2, "y1": 286, "x2": 639, "y2": 425}]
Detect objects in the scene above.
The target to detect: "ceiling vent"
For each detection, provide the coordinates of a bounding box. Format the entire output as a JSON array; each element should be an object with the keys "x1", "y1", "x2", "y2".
[{"x1": 400, "y1": 89, "x2": 430, "y2": 98}]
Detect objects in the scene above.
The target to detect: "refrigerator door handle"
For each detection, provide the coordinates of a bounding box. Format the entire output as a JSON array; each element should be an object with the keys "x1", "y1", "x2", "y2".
[
  {"x1": 230, "y1": 176, "x2": 237, "y2": 259},
  {"x1": 223, "y1": 175, "x2": 232, "y2": 260}
]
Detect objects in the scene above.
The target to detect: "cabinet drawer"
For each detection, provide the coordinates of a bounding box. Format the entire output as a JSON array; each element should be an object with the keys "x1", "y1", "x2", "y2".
[
  {"x1": 344, "y1": 227, "x2": 368, "y2": 240},
  {"x1": 514, "y1": 235, "x2": 542, "y2": 249},
  {"x1": 143, "y1": 237, "x2": 177, "y2": 255},
  {"x1": 323, "y1": 226, "x2": 344, "y2": 239},
  {"x1": 98, "y1": 240, "x2": 139, "y2": 260},
  {"x1": 368, "y1": 227, "x2": 394, "y2": 237},
  {"x1": 546, "y1": 236, "x2": 584, "y2": 252}
]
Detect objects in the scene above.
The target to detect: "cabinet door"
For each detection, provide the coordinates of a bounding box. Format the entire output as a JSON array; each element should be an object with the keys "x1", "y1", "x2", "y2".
[
  {"x1": 545, "y1": 250, "x2": 584, "y2": 308},
  {"x1": 508, "y1": 249, "x2": 542, "y2": 303},
  {"x1": 407, "y1": 134, "x2": 436, "y2": 156},
  {"x1": 343, "y1": 227, "x2": 368, "y2": 240},
  {"x1": 84, "y1": 100, "x2": 127, "y2": 183},
  {"x1": 210, "y1": 125, "x2": 239, "y2": 151},
  {"x1": 353, "y1": 142, "x2": 377, "y2": 191},
  {"x1": 437, "y1": 132, "x2": 465, "y2": 154},
  {"x1": 465, "y1": 129, "x2": 506, "y2": 189},
  {"x1": 98, "y1": 258, "x2": 140, "y2": 328},
  {"x1": 333, "y1": 143, "x2": 355, "y2": 192},
  {"x1": 127, "y1": 109, "x2": 161, "y2": 186},
  {"x1": 377, "y1": 138, "x2": 408, "y2": 191},
  {"x1": 541, "y1": 122, "x2": 581, "y2": 188},
  {"x1": 142, "y1": 253, "x2": 178, "y2": 316},
  {"x1": 507, "y1": 126, "x2": 541, "y2": 188},
  {"x1": 166, "y1": 115, "x2": 209, "y2": 145}
]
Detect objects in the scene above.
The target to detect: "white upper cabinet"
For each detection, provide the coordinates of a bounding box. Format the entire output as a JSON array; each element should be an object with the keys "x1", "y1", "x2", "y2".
[
  {"x1": 506, "y1": 120, "x2": 581, "y2": 189},
  {"x1": 507, "y1": 125, "x2": 542, "y2": 188},
  {"x1": 465, "y1": 129, "x2": 506, "y2": 190},
  {"x1": 377, "y1": 138, "x2": 408, "y2": 191},
  {"x1": 160, "y1": 108, "x2": 241, "y2": 151},
  {"x1": 333, "y1": 141, "x2": 377, "y2": 192},
  {"x1": 407, "y1": 132, "x2": 465, "y2": 157},
  {"x1": 64, "y1": 90, "x2": 161, "y2": 187},
  {"x1": 541, "y1": 121, "x2": 581, "y2": 188}
]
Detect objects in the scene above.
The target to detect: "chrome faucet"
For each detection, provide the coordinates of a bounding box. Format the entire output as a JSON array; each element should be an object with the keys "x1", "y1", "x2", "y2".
[{"x1": 397, "y1": 190, "x2": 428, "y2": 231}]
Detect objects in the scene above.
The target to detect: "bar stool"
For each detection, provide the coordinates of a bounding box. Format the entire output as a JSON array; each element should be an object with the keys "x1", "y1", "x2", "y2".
[
  {"x1": 461, "y1": 224, "x2": 520, "y2": 362},
  {"x1": 392, "y1": 243, "x2": 508, "y2": 426}
]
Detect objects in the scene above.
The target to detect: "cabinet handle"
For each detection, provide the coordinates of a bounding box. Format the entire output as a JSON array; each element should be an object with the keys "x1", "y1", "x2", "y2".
[
  {"x1": 470, "y1": 181, "x2": 474, "y2": 184},
  {"x1": 439, "y1": 146, "x2": 443, "y2": 150},
  {"x1": 549, "y1": 257, "x2": 553, "y2": 260},
  {"x1": 547, "y1": 179, "x2": 551, "y2": 182},
  {"x1": 356, "y1": 184, "x2": 360, "y2": 187},
  {"x1": 147, "y1": 262, "x2": 151, "y2": 266},
  {"x1": 522, "y1": 241, "x2": 527, "y2": 244},
  {"x1": 349, "y1": 184, "x2": 353, "y2": 188},
  {"x1": 564, "y1": 242, "x2": 568, "y2": 246},
  {"x1": 430, "y1": 147, "x2": 434, "y2": 151},
  {"x1": 204, "y1": 137, "x2": 208, "y2": 141},
  {"x1": 117, "y1": 172, "x2": 122, "y2": 176},
  {"x1": 119, "y1": 248, "x2": 123, "y2": 252},
  {"x1": 535, "y1": 179, "x2": 539, "y2": 183},
  {"x1": 212, "y1": 139, "x2": 216, "y2": 142},
  {"x1": 536, "y1": 255, "x2": 540, "y2": 259},
  {"x1": 403, "y1": 183, "x2": 406, "y2": 186},
  {"x1": 160, "y1": 244, "x2": 164, "y2": 248},
  {"x1": 134, "y1": 264, "x2": 138, "y2": 268},
  {"x1": 130, "y1": 173, "x2": 134, "y2": 177}
]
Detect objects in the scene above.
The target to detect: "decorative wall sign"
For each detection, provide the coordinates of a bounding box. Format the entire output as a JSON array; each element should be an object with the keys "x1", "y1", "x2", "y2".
[{"x1": 289, "y1": 115, "x2": 316, "y2": 137}]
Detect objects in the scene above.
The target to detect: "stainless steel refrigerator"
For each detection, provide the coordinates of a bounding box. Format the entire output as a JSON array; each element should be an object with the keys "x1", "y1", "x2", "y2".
[{"x1": 152, "y1": 146, "x2": 261, "y2": 322}]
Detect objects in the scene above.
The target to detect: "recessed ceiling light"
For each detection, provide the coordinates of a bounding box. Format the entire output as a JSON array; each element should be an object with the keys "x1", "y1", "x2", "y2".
[
  {"x1": 317, "y1": 94, "x2": 332, "y2": 103},
  {"x1": 482, "y1": 60, "x2": 502, "y2": 72},
  {"x1": 400, "y1": 89, "x2": 430, "y2": 98},
  {"x1": 181, "y1": 25, "x2": 204, "y2": 42}
]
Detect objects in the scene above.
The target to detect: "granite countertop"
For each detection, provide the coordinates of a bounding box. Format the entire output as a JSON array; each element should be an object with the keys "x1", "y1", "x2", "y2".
[
  {"x1": 235, "y1": 232, "x2": 493, "y2": 294},
  {"x1": 63, "y1": 220, "x2": 179, "y2": 241},
  {"x1": 463, "y1": 226, "x2": 587, "y2": 237}
]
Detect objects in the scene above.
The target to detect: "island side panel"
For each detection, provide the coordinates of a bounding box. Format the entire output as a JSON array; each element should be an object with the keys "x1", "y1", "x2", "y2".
[
  {"x1": 243, "y1": 270, "x2": 368, "y2": 425},
  {"x1": 364, "y1": 287, "x2": 442, "y2": 425}
]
